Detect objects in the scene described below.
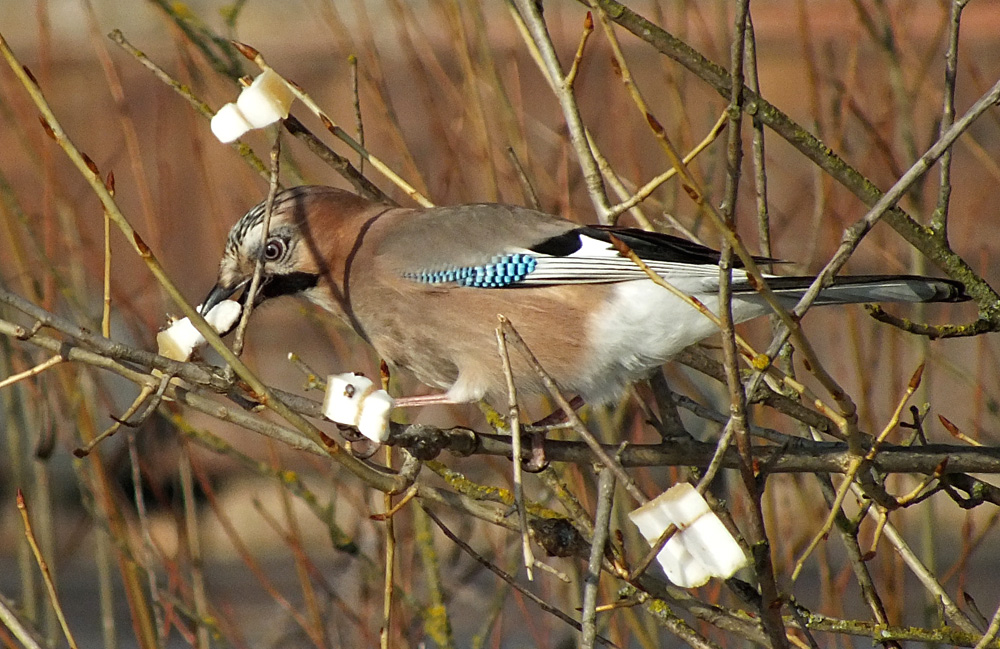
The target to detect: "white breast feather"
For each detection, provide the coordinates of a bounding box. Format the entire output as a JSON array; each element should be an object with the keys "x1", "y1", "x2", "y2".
[{"x1": 580, "y1": 282, "x2": 770, "y2": 401}]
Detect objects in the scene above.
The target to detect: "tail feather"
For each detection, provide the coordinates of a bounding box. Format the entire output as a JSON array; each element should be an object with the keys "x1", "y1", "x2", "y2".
[{"x1": 740, "y1": 275, "x2": 969, "y2": 305}]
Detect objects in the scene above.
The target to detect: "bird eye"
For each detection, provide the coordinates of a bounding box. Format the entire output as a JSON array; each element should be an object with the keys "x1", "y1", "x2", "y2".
[{"x1": 263, "y1": 238, "x2": 286, "y2": 261}]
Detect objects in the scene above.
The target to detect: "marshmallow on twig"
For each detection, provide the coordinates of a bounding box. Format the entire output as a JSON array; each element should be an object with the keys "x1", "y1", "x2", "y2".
[
  {"x1": 628, "y1": 483, "x2": 747, "y2": 588},
  {"x1": 156, "y1": 300, "x2": 242, "y2": 362},
  {"x1": 322, "y1": 373, "x2": 395, "y2": 443},
  {"x1": 211, "y1": 69, "x2": 295, "y2": 143}
]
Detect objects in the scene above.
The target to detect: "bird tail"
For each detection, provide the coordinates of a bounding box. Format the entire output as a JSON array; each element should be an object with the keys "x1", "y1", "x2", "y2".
[{"x1": 743, "y1": 275, "x2": 969, "y2": 305}]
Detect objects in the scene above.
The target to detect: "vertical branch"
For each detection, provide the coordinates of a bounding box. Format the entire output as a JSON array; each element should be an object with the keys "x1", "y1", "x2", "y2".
[
  {"x1": 931, "y1": 0, "x2": 969, "y2": 238},
  {"x1": 348, "y1": 54, "x2": 364, "y2": 175},
  {"x1": 101, "y1": 173, "x2": 113, "y2": 338},
  {"x1": 125, "y1": 430, "x2": 167, "y2": 646},
  {"x1": 381, "y1": 447, "x2": 397, "y2": 649},
  {"x1": 743, "y1": 17, "x2": 771, "y2": 262},
  {"x1": 581, "y1": 467, "x2": 615, "y2": 649},
  {"x1": 2, "y1": 348, "x2": 38, "y2": 625},
  {"x1": 509, "y1": 1, "x2": 611, "y2": 220},
  {"x1": 231, "y1": 133, "x2": 282, "y2": 357},
  {"x1": 268, "y1": 439, "x2": 326, "y2": 645},
  {"x1": 496, "y1": 318, "x2": 534, "y2": 579},
  {"x1": 93, "y1": 526, "x2": 118, "y2": 649},
  {"x1": 718, "y1": 3, "x2": 787, "y2": 648},
  {"x1": 16, "y1": 490, "x2": 80, "y2": 649},
  {"x1": 413, "y1": 507, "x2": 455, "y2": 649},
  {"x1": 179, "y1": 443, "x2": 209, "y2": 649}
]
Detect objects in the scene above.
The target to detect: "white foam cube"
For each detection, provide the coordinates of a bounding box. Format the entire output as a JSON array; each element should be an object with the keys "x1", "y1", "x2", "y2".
[
  {"x1": 156, "y1": 300, "x2": 243, "y2": 361},
  {"x1": 156, "y1": 317, "x2": 203, "y2": 362},
  {"x1": 322, "y1": 373, "x2": 394, "y2": 442},
  {"x1": 236, "y1": 69, "x2": 294, "y2": 128},
  {"x1": 357, "y1": 390, "x2": 395, "y2": 442},
  {"x1": 628, "y1": 483, "x2": 747, "y2": 588},
  {"x1": 211, "y1": 102, "x2": 253, "y2": 143},
  {"x1": 203, "y1": 300, "x2": 242, "y2": 335}
]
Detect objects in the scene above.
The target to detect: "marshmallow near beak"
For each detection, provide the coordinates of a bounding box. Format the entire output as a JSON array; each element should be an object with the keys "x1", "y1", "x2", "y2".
[{"x1": 156, "y1": 300, "x2": 242, "y2": 362}]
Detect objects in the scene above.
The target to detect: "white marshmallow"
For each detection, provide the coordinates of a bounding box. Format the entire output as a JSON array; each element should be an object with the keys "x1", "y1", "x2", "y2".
[
  {"x1": 322, "y1": 373, "x2": 394, "y2": 442},
  {"x1": 356, "y1": 390, "x2": 395, "y2": 442},
  {"x1": 211, "y1": 70, "x2": 295, "y2": 143},
  {"x1": 203, "y1": 300, "x2": 242, "y2": 335},
  {"x1": 211, "y1": 102, "x2": 253, "y2": 143},
  {"x1": 628, "y1": 483, "x2": 747, "y2": 588},
  {"x1": 156, "y1": 300, "x2": 243, "y2": 362},
  {"x1": 235, "y1": 69, "x2": 294, "y2": 128}
]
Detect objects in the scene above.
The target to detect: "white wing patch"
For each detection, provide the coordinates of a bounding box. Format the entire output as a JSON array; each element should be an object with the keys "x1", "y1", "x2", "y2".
[{"x1": 519, "y1": 234, "x2": 747, "y2": 289}]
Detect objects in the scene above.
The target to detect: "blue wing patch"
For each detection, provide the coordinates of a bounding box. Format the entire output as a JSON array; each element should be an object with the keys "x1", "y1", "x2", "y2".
[{"x1": 404, "y1": 253, "x2": 538, "y2": 288}]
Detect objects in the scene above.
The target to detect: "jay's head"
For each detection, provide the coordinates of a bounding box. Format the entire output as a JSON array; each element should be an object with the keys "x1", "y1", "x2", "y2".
[{"x1": 201, "y1": 186, "x2": 382, "y2": 316}]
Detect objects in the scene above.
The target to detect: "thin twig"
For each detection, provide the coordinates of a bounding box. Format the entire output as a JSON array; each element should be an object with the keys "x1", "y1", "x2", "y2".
[
  {"x1": 496, "y1": 318, "x2": 534, "y2": 580},
  {"x1": 504, "y1": 146, "x2": 541, "y2": 210},
  {"x1": 0, "y1": 592, "x2": 46, "y2": 649},
  {"x1": 793, "y1": 364, "x2": 924, "y2": 580},
  {"x1": 974, "y1": 602, "x2": 1000, "y2": 649},
  {"x1": 232, "y1": 41, "x2": 433, "y2": 208},
  {"x1": 581, "y1": 467, "x2": 615, "y2": 649},
  {"x1": 931, "y1": 0, "x2": 970, "y2": 237},
  {"x1": 125, "y1": 428, "x2": 167, "y2": 644},
  {"x1": 348, "y1": 54, "x2": 364, "y2": 175},
  {"x1": 499, "y1": 317, "x2": 646, "y2": 505},
  {"x1": 231, "y1": 133, "x2": 281, "y2": 357},
  {"x1": 605, "y1": 112, "x2": 728, "y2": 222},
  {"x1": 101, "y1": 174, "x2": 112, "y2": 337},
  {"x1": 421, "y1": 504, "x2": 621, "y2": 649},
  {"x1": 381, "y1": 446, "x2": 396, "y2": 649},
  {"x1": 16, "y1": 490, "x2": 79, "y2": 649},
  {"x1": 509, "y1": 1, "x2": 611, "y2": 220},
  {"x1": 0, "y1": 354, "x2": 64, "y2": 390},
  {"x1": 179, "y1": 443, "x2": 210, "y2": 649},
  {"x1": 74, "y1": 382, "x2": 155, "y2": 457}
]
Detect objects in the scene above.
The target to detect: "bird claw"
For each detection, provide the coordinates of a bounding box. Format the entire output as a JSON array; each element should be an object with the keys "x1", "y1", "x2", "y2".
[
  {"x1": 331, "y1": 424, "x2": 383, "y2": 458},
  {"x1": 348, "y1": 438, "x2": 382, "y2": 459},
  {"x1": 521, "y1": 432, "x2": 549, "y2": 473}
]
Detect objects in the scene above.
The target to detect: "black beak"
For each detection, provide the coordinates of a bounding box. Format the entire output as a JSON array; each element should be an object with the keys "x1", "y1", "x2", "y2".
[
  {"x1": 200, "y1": 279, "x2": 248, "y2": 316},
  {"x1": 201, "y1": 272, "x2": 316, "y2": 316}
]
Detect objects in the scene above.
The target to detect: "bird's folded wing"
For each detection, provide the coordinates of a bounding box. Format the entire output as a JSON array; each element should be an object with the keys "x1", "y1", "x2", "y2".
[{"x1": 386, "y1": 207, "x2": 755, "y2": 289}]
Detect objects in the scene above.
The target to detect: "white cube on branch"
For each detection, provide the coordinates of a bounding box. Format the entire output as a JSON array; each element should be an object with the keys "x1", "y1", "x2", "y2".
[
  {"x1": 322, "y1": 373, "x2": 394, "y2": 443},
  {"x1": 628, "y1": 482, "x2": 748, "y2": 588},
  {"x1": 210, "y1": 69, "x2": 295, "y2": 143},
  {"x1": 156, "y1": 300, "x2": 242, "y2": 362}
]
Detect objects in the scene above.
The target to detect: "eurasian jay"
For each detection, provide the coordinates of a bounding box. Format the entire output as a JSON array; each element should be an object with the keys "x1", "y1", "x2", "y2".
[{"x1": 202, "y1": 185, "x2": 968, "y2": 405}]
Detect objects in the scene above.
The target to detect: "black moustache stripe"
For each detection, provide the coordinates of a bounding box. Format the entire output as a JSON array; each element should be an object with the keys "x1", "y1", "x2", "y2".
[{"x1": 261, "y1": 272, "x2": 320, "y2": 300}]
